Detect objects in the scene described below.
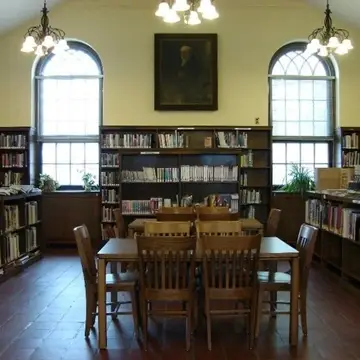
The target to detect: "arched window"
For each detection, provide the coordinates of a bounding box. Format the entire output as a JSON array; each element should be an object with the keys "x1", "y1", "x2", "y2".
[
  {"x1": 269, "y1": 42, "x2": 336, "y2": 185},
  {"x1": 34, "y1": 40, "x2": 103, "y2": 189}
]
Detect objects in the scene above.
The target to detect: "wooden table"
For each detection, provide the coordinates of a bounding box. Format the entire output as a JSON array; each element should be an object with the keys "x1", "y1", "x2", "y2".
[
  {"x1": 97, "y1": 236, "x2": 299, "y2": 349},
  {"x1": 127, "y1": 217, "x2": 264, "y2": 238}
]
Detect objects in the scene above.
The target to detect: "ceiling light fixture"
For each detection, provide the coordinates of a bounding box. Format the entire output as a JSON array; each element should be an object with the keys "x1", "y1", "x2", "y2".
[
  {"x1": 155, "y1": 0, "x2": 219, "y2": 25},
  {"x1": 21, "y1": 0, "x2": 69, "y2": 57},
  {"x1": 305, "y1": 0, "x2": 353, "y2": 57}
]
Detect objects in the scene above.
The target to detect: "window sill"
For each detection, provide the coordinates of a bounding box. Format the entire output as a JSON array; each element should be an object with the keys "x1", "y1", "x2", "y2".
[{"x1": 43, "y1": 190, "x2": 100, "y2": 195}]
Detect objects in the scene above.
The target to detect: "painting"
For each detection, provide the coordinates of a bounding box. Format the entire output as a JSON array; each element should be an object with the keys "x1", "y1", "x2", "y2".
[{"x1": 154, "y1": 33, "x2": 218, "y2": 111}]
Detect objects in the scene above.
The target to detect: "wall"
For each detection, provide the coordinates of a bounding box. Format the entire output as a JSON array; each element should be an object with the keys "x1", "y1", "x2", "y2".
[{"x1": 0, "y1": 0, "x2": 359, "y2": 127}]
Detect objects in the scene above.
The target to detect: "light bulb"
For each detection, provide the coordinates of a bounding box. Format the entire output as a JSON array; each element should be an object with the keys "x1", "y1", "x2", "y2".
[
  {"x1": 42, "y1": 35, "x2": 55, "y2": 49},
  {"x1": 310, "y1": 38, "x2": 320, "y2": 49},
  {"x1": 163, "y1": 7, "x2": 180, "y2": 23},
  {"x1": 35, "y1": 45, "x2": 45, "y2": 57},
  {"x1": 173, "y1": 0, "x2": 190, "y2": 11},
  {"x1": 155, "y1": 1, "x2": 170, "y2": 17},
  {"x1": 185, "y1": 10, "x2": 201, "y2": 25},
  {"x1": 202, "y1": 4, "x2": 219, "y2": 20},
  {"x1": 335, "y1": 44, "x2": 348, "y2": 55},
  {"x1": 342, "y1": 39, "x2": 353, "y2": 50},
  {"x1": 327, "y1": 36, "x2": 340, "y2": 48},
  {"x1": 198, "y1": 0, "x2": 212, "y2": 13},
  {"x1": 318, "y1": 46, "x2": 328, "y2": 57},
  {"x1": 21, "y1": 43, "x2": 35, "y2": 53}
]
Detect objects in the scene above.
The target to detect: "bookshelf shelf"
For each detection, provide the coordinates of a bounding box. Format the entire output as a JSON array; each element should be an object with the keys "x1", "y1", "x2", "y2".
[
  {"x1": 306, "y1": 190, "x2": 360, "y2": 284},
  {"x1": 336, "y1": 127, "x2": 360, "y2": 168},
  {"x1": 100, "y1": 126, "x2": 272, "y2": 238},
  {"x1": 0, "y1": 192, "x2": 42, "y2": 283}
]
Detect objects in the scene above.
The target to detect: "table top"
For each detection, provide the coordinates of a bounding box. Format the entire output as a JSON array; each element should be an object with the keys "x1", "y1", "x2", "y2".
[
  {"x1": 128, "y1": 217, "x2": 263, "y2": 230},
  {"x1": 98, "y1": 236, "x2": 298, "y2": 261}
]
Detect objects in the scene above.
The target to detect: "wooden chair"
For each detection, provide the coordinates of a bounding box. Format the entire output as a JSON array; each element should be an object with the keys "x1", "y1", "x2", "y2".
[
  {"x1": 156, "y1": 207, "x2": 197, "y2": 222},
  {"x1": 144, "y1": 221, "x2": 192, "y2": 237},
  {"x1": 265, "y1": 208, "x2": 282, "y2": 237},
  {"x1": 195, "y1": 206, "x2": 231, "y2": 221},
  {"x1": 136, "y1": 235, "x2": 197, "y2": 351},
  {"x1": 196, "y1": 220, "x2": 242, "y2": 237},
  {"x1": 201, "y1": 234, "x2": 262, "y2": 350},
  {"x1": 113, "y1": 208, "x2": 125, "y2": 237},
  {"x1": 73, "y1": 225, "x2": 139, "y2": 337},
  {"x1": 255, "y1": 223, "x2": 318, "y2": 338}
]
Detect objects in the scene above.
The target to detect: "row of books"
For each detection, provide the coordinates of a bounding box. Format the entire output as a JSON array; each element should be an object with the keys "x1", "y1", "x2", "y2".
[
  {"x1": 101, "y1": 153, "x2": 120, "y2": 167},
  {"x1": 216, "y1": 131, "x2": 248, "y2": 148},
  {"x1": 342, "y1": 151, "x2": 360, "y2": 167},
  {"x1": 4, "y1": 202, "x2": 39, "y2": 231},
  {"x1": 240, "y1": 151, "x2": 254, "y2": 167},
  {"x1": 158, "y1": 133, "x2": 184, "y2": 148},
  {"x1": 1, "y1": 153, "x2": 27, "y2": 168},
  {"x1": 180, "y1": 165, "x2": 238, "y2": 182},
  {"x1": 101, "y1": 133, "x2": 153, "y2": 149},
  {"x1": 101, "y1": 189, "x2": 119, "y2": 203},
  {"x1": 342, "y1": 133, "x2": 359, "y2": 149},
  {"x1": 25, "y1": 201, "x2": 38, "y2": 225},
  {"x1": 1, "y1": 172, "x2": 23, "y2": 186},
  {"x1": 122, "y1": 168, "x2": 179, "y2": 183},
  {"x1": 240, "y1": 190, "x2": 262, "y2": 204},
  {"x1": 0, "y1": 134, "x2": 27, "y2": 149}
]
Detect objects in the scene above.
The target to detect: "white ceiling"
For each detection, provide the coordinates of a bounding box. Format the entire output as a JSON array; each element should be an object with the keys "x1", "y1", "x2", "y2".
[{"x1": 0, "y1": 0, "x2": 358, "y2": 35}]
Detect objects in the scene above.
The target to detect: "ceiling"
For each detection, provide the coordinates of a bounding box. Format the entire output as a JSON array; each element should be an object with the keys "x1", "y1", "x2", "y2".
[{"x1": 0, "y1": 0, "x2": 358, "y2": 35}]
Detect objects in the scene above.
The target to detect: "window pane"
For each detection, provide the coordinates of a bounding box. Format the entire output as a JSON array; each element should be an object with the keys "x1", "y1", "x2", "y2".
[
  {"x1": 85, "y1": 164, "x2": 99, "y2": 184},
  {"x1": 315, "y1": 143, "x2": 329, "y2": 163},
  {"x1": 273, "y1": 121, "x2": 286, "y2": 136},
  {"x1": 300, "y1": 101, "x2": 313, "y2": 121},
  {"x1": 57, "y1": 164, "x2": 70, "y2": 185},
  {"x1": 71, "y1": 143, "x2": 85, "y2": 164},
  {"x1": 299, "y1": 61, "x2": 312, "y2": 76},
  {"x1": 301, "y1": 143, "x2": 314, "y2": 163},
  {"x1": 273, "y1": 143, "x2": 286, "y2": 163},
  {"x1": 42, "y1": 164, "x2": 56, "y2": 179},
  {"x1": 272, "y1": 101, "x2": 285, "y2": 121},
  {"x1": 302, "y1": 164, "x2": 314, "y2": 177},
  {"x1": 273, "y1": 164, "x2": 286, "y2": 185},
  {"x1": 286, "y1": 61, "x2": 299, "y2": 75},
  {"x1": 299, "y1": 81, "x2": 313, "y2": 100},
  {"x1": 286, "y1": 101, "x2": 299, "y2": 121},
  {"x1": 85, "y1": 143, "x2": 99, "y2": 164},
  {"x1": 292, "y1": 54, "x2": 305, "y2": 72},
  {"x1": 286, "y1": 122, "x2": 299, "y2": 136},
  {"x1": 314, "y1": 121, "x2": 328, "y2": 136},
  {"x1": 285, "y1": 80, "x2": 299, "y2": 99},
  {"x1": 271, "y1": 62, "x2": 284, "y2": 75},
  {"x1": 57, "y1": 143, "x2": 70, "y2": 164},
  {"x1": 42, "y1": 143, "x2": 56, "y2": 163},
  {"x1": 71, "y1": 164, "x2": 84, "y2": 185},
  {"x1": 272, "y1": 80, "x2": 285, "y2": 99},
  {"x1": 300, "y1": 121, "x2": 314, "y2": 136},
  {"x1": 287, "y1": 143, "x2": 300, "y2": 163},
  {"x1": 314, "y1": 101, "x2": 327, "y2": 121},
  {"x1": 314, "y1": 81, "x2": 327, "y2": 100}
]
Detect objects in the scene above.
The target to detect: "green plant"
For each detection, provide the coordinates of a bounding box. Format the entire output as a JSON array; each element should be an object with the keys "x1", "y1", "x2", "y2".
[
  {"x1": 81, "y1": 172, "x2": 98, "y2": 191},
  {"x1": 281, "y1": 163, "x2": 315, "y2": 193},
  {"x1": 38, "y1": 174, "x2": 59, "y2": 192}
]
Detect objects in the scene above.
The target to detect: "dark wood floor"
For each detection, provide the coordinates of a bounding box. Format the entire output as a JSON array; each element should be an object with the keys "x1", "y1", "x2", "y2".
[{"x1": 0, "y1": 253, "x2": 359, "y2": 360}]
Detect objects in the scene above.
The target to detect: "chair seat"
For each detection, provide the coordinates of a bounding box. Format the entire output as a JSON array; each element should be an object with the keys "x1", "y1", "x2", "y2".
[
  {"x1": 104, "y1": 271, "x2": 138, "y2": 290},
  {"x1": 258, "y1": 271, "x2": 291, "y2": 284}
]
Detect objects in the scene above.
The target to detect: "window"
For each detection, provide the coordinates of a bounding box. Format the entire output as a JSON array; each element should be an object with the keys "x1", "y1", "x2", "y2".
[
  {"x1": 269, "y1": 42, "x2": 336, "y2": 185},
  {"x1": 35, "y1": 41, "x2": 103, "y2": 189}
]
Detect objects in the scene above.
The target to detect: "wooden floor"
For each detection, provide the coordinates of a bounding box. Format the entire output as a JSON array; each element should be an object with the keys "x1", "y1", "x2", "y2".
[{"x1": 0, "y1": 253, "x2": 359, "y2": 360}]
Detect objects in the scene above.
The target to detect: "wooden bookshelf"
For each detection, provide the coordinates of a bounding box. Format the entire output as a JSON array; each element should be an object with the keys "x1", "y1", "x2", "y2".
[
  {"x1": 0, "y1": 192, "x2": 42, "y2": 283},
  {"x1": 336, "y1": 127, "x2": 360, "y2": 168},
  {"x1": 305, "y1": 190, "x2": 360, "y2": 284},
  {"x1": 0, "y1": 127, "x2": 36, "y2": 186},
  {"x1": 100, "y1": 126, "x2": 272, "y2": 238}
]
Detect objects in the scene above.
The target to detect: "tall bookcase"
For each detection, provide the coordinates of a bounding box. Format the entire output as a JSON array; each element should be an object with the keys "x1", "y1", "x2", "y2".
[
  {"x1": 0, "y1": 127, "x2": 36, "y2": 186},
  {"x1": 100, "y1": 126, "x2": 272, "y2": 237},
  {"x1": 0, "y1": 193, "x2": 42, "y2": 283},
  {"x1": 336, "y1": 127, "x2": 360, "y2": 168}
]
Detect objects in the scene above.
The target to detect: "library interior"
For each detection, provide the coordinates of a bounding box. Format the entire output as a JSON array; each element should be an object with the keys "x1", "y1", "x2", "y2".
[{"x1": 1, "y1": 0, "x2": 360, "y2": 359}]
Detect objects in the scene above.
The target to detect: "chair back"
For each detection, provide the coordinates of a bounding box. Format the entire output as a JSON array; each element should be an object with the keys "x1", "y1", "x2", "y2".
[
  {"x1": 265, "y1": 208, "x2": 282, "y2": 237},
  {"x1": 196, "y1": 220, "x2": 242, "y2": 237},
  {"x1": 113, "y1": 208, "x2": 125, "y2": 237},
  {"x1": 144, "y1": 221, "x2": 191, "y2": 237},
  {"x1": 196, "y1": 206, "x2": 230, "y2": 220},
  {"x1": 73, "y1": 225, "x2": 97, "y2": 285},
  {"x1": 201, "y1": 234, "x2": 262, "y2": 299},
  {"x1": 156, "y1": 206, "x2": 196, "y2": 222},
  {"x1": 136, "y1": 235, "x2": 197, "y2": 301}
]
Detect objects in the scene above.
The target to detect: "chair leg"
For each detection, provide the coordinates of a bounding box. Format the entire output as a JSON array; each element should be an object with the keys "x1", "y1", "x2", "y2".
[
  {"x1": 270, "y1": 291, "x2": 277, "y2": 316},
  {"x1": 300, "y1": 292, "x2": 308, "y2": 336},
  {"x1": 186, "y1": 302, "x2": 192, "y2": 351},
  {"x1": 111, "y1": 291, "x2": 118, "y2": 320},
  {"x1": 249, "y1": 292, "x2": 258, "y2": 349},
  {"x1": 91, "y1": 293, "x2": 97, "y2": 327},
  {"x1": 85, "y1": 288, "x2": 95, "y2": 337},
  {"x1": 130, "y1": 289, "x2": 139, "y2": 338},
  {"x1": 205, "y1": 299, "x2": 212, "y2": 351},
  {"x1": 255, "y1": 287, "x2": 264, "y2": 338},
  {"x1": 141, "y1": 300, "x2": 148, "y2": 350}
]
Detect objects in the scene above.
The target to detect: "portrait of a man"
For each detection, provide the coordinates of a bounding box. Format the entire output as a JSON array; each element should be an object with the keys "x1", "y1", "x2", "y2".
[{"x1": 154, "y1": 33, "x2": 218, "y2": 111}]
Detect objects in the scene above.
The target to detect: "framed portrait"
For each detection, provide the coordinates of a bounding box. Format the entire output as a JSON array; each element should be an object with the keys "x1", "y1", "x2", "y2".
[{"x1": 154, "y1": 33, "x2": 218, "y2": 111}]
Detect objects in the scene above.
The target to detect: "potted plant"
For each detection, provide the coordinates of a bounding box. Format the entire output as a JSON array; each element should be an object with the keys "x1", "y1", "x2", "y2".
[
  {"x1": 81, "y1": 172, "x2": 98, "y2": 192},
  {"x1": 281, "y1": 163, "x2": 315, "y2": 196},
  {"x1": 38, "y1": 174, "x2": 59, "y2": 192}
]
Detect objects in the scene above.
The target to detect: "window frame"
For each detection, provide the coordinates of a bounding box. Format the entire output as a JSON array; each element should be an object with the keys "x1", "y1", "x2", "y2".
[
  {"x1": 268, "y1": 41, "x2": 336, "y2": 187},
  {"x1": 34, "y1": 40, "x2": 104, "y2": 191}
]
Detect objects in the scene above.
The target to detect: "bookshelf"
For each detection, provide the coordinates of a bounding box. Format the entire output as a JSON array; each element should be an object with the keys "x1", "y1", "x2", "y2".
[
  {"x1": 0, "y1": 127, "x2": 36, "y2": 186},
  {"x1": 305, "y1": 190, "x2": 360, "y2": 284},
  {"x1": 100, "y1": 126, "x2": 272, "y2": 238},
  {"x1": 336, "y1": 127, "x2": 360, "y2": 167},
  {"x1": 0, "y1": 192, "x2": 42, "y2": 283}
]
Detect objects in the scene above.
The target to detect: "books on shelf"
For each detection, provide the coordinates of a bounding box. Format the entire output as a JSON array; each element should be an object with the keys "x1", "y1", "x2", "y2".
[
  {"x1": 101, "y1": 153, "x2": 120, "y2": 167},
  {"x1": 102, "y1": 188, "x2": 118, "y2": 203},
  {"x1": 342, "y1": 133, "x2": 359, "y2": 149},
  {"x1": 4, "y1": 234, "x2": 20, "y2": 263},
  {"x1": 122, "y1": 168, "x2": 179, "y2": 182},
  {"x1": 25, "y1": 201, "x2": 38, "y2": 225},
  {"x1": 121, "y1": 198, "x2": 164, "y2": 215},
  {"x1": 101, "y1": 133, "x2": 153, "y2": 148},
  {"x1": 305, "y1": 199, "x2": 322, "y2": 226},
  {"x1": 26, "y1": 227, "x2": 37, "y2": 252},
  {"x1": 4, "y1": 205, "x2": 19, "y2": 231},
  {"x1": 240, "y1": 151, "x2": 253, "y2": 167},
  {"x1": 240, "y1": 189, "x2": 261, "y2": 204},
  {"x1": 1, "y1": 153, "x2": 27, "y2": 168},
  {"x1": 180, "y1": 165, "x2": 238, "y2": 182},
  {"x1": 2, "y1": 171, "x2": 22, "y2": 186},
  {"x1": 342, "y1": 151, "x2": 360, "y2": 167},
  {"x1": 0, "y1": 134, "x2": 26, "y2": 149},
  {"x1": 158, "y1": 133, "x2": 184, "y2": 148},
  {"x1": 101, "y1": 172, "x2": 120, "y2": 186},
  {"x1": 215, "y1": 131, "x2": 248, "y2": 148}
]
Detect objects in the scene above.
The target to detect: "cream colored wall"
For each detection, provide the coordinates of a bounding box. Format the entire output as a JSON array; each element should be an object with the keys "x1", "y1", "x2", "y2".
[{"x1": 0, "y1": 0, "x2": 359, "y2": 127}]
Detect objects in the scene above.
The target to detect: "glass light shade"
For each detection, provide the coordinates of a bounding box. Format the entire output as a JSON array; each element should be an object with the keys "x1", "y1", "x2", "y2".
[
  {"x1": 197, "y1": 0, "x2": 212, "y2": 13},
  {"x1": 155, "y1": 1, "x2": 170, "y2": 17},
  {"x1": 202, "y1": 5, "x2": 219, "y2": 20},
  {"x1": 35, "y1": 45, "x2": 45, "y2": 57},
  {"x1": 173, "y1": 0, "x2": 190, "y2": 11},
  {"x1": 185, "y1": 11, "x2": 201, "y2": 25},
  {"x1": 335, "y1": 44, "x2": 348, "y2": 55},
  {"x1": 42, "y1": 35, "x2": 55, "y2": 49},
  {"x1": 163, "y1": 7, "x2": 180, "y2": 23},
  {"x1": 305, "y1": 43, "x2": 317, "y2": 55},
  {"x1": 342, "y1": 39, "x2": 353, "y2": 50},
  {"x1": 23, "y1": 36, "x2": 37, "y2": 48},
  {"x1": 310, "y1": 38, "x2": 320, "y2": 48},
  {"x1": 52, "y1": 39, "x2": 69, "y2": 54},
  {"x1": 318, "y1": 46, "x2": 328, "y2": 57},
  {"x1": 21, "y1": 44, "x2": 35, "y2": 53},
  {"x1": 327, "y1": 36, "x2": 340, "y2": 48}
]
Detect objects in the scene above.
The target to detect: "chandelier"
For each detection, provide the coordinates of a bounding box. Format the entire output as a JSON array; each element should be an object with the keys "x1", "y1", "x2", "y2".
[
  {"x1": 21, "y1": 0, "x2": 69, "y2": 57},
  {"x1": 305, "y1": 0, "x2": 353, "y2": 57},
  {"x1": 155, "y1": 0, "x2": 219, "y2": 25}
]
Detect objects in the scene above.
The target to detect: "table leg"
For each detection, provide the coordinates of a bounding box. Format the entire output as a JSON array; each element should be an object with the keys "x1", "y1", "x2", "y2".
[
  {"x1": 290, "y1": 256, "x2": 299, "y2": 346},
  {"x1": 98, "y1": 258, "x2": 107, "y2": 349}
]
